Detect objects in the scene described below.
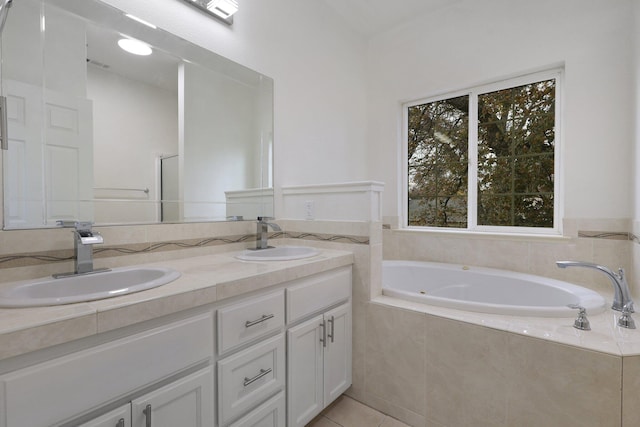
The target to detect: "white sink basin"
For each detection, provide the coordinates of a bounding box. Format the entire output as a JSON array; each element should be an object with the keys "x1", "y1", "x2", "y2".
[
  {"x1": 236, "y1": 246, "x2": 320, "y2": 261},
  {"x1": 0, "y1": 266, "x2": 181, "y2": 307}
]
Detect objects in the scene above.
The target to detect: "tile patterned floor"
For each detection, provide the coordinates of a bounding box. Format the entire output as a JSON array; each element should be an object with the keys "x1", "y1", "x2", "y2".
[{"x1": 306, "y1": 395, "x2": 410, "y2": 427}]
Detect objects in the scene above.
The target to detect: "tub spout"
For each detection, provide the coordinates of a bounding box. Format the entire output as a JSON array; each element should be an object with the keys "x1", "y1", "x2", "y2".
[{"x1": 556, "y1": 261, "x2": 633, "y2": 313}]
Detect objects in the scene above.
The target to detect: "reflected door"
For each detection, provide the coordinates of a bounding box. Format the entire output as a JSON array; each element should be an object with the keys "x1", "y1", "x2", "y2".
[{"x1": 3, "y1": 79, "x2": 93, "y2": 227}]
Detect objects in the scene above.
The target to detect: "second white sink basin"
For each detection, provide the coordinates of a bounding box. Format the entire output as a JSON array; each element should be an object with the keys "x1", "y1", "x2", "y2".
[
  {"x1": 236, "y1": 246, "x2": 320, "y2": 261},
  {"x1": 0, "y1": 266, "x2": 181, "y2": 307}
]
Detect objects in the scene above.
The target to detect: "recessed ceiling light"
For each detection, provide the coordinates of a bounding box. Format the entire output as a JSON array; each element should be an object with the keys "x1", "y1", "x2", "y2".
[{"x1": 117, "y1": 38, "x2": 152, "y2": 56}]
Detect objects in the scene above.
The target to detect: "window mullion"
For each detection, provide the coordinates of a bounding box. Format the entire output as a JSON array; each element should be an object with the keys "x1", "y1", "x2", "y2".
[{"x1": 468, "y1": 92, "x2": 478, "y2": 230}]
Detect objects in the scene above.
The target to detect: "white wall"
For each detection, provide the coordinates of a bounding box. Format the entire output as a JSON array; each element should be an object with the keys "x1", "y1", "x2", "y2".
[
  {"x1": 367, "y1": 0, "x2": 636, "y2": 224},
  {"x1": 87, "y1": 66, "x2": 178, "y2": 223},
  {"x1": 99, "y1": 0, "x2": 369, "y2": 218},
  {"x1": 180, "y1": 62, "x2": 259, "y2": 220}
]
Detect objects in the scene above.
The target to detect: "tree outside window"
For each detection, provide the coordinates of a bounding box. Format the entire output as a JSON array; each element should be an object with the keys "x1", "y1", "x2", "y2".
[{"x1": 407, "y1": 74, "x2": 557, "y2": 231}]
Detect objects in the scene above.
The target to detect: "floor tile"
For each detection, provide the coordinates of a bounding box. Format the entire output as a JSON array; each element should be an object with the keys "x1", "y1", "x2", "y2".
[
  {"x1": 322, "y1": 395, "x2": 386, "y2": 427},
  {"x1": 380, "y1": 416, "x2": 411, "y2": 427},
  {"x1": 307, "y1": 416, "x2": 341, "y2": 427},
  {"x1": 306, "y1": 395, "x2": 411, "y2": 427}
]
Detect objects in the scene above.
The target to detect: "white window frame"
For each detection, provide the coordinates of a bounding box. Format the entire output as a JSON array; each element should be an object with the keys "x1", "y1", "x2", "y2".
[{"x1": 401, "y1": 68, "x2": 563, "y2": 235}]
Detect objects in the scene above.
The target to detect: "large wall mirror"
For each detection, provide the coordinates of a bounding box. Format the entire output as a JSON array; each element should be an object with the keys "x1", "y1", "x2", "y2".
[{"x1": 1, "y1": 0, "x2": 274, "y2": 229}]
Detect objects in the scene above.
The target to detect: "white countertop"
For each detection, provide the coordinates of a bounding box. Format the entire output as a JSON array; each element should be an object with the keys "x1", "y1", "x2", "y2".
[{"x1": 0, "y1": 248, "x2": 354, "y2": 361}]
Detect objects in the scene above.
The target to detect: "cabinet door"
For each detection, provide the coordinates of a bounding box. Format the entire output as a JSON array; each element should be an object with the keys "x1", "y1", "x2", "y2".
[
  {"x1": 78, "y1": 405, "x2": 131, "y2": 427},
  {"x1": 287, "y1": 315, "x2": 324, "y2": 427},
  {"x1": 324, "y1": 303, "x2": 352, "y2": 405},
  {"x1": 131, "y1": 367, "x2": 214, "y2": 427}
]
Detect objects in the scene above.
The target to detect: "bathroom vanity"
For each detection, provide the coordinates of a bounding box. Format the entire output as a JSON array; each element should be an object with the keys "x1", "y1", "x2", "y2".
[{"x1": 0, "y1": 248, "x2": 353, "y2": 427}]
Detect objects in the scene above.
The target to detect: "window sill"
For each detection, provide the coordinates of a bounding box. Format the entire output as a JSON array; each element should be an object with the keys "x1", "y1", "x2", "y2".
[{"x1": 391, "y1": 226, "x2": 572, "y2": 242}]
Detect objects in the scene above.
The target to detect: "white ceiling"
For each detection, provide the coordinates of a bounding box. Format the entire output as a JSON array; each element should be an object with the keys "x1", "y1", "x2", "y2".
[{"x1": 321, "y1": 0, "x2": 460, "y2": 37}]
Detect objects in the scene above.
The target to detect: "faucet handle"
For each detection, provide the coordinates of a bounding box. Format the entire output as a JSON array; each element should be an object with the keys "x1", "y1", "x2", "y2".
[
  {"x1": 257, "y1": 216, "x2": 274, "y2": 222},
  {"x1": 618, "y1": 302, "x2": 636, "y2": 329},
  {"x1": 567, "y1": 304, "x2": 591, "y2": 331}
]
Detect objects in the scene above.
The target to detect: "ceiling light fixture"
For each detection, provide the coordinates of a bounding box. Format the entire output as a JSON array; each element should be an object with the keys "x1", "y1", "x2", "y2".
[
  {"x1": 179, "y1": 0, "x2": 237, "y2": 25},
  {"x1": 117, "y1": 38, "x2": 153, "y2": 56}
]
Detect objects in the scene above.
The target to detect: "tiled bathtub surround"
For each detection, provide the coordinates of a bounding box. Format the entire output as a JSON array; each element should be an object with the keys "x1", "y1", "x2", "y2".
[
  {"x1": 364, "y1": 301, "x2": 630, "y2": 427},
  {"x1": 383, "y1": 217, "x2": 636, "y2": 298},
  {"x1": 359, "y1": 216, "x2": 640, "y2": 426}
]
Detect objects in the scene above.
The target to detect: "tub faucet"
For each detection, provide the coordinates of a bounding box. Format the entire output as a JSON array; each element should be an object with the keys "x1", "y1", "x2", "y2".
[
  {"x1": 556, "y1": 261, "x2": 634, "y2": 313},
  {"x1": 256, "y1": 216, "x2": 281, "y2": 250},
  {"x1": 54, "y1": 221, "x2": 109, "y2": 277}
]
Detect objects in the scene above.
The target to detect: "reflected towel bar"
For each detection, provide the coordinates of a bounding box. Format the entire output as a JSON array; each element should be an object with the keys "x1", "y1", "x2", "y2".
[{"x1": 94, "y1": 187, "x2": 150, "y2": 194}]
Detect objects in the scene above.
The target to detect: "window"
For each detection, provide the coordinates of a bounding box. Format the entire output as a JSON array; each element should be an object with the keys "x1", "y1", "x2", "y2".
[{"x1": 405, "y1": 70, "x2": 560, "y2": 233}]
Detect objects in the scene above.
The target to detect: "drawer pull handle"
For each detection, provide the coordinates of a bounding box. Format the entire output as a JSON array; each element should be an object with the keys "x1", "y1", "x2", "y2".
[
  {"x1": 328, "y1": 315, "x2": 335, "y2": 343},
  {"x1": 143, "y1": 404, "x2": 152, "y2": 427},
  {"x1": 245, "y1": 314, "x2": 275, "y2": 328},
  {"x1": 116, "y1": 419, "x2": 125, "y2": 427},
  {"x1": 244, "y1": 368, "x2": 272, "y2": 387}
]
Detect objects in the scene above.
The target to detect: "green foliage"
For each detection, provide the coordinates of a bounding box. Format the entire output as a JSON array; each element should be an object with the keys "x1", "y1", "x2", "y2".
[
  {"x1": 408, "y1": 95, "x2": 469, "y2": 227},
  {"x1": 408, "y1": 79, "x2": 556, "y2": 228}
]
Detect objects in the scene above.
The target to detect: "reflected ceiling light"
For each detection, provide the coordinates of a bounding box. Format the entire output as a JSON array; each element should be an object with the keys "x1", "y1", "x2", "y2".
[
  {"x1": 124, "y1": 13, "x2": 157, "y2": 29},
  {"x1": 117, "y1": 38, "x2": 152, "y2": 56},
  {"x1": 179, "y1": 0, "x2": 237, "y2": 25}
]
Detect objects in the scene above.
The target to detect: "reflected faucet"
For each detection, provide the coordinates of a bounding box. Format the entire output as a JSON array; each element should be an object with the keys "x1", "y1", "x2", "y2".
[
  {"x1": 256, "y1": 216, "x2": 281, "y2": 250},
  {"x1": 556, "y1": 261, "x2": 634, "y2": 313},
  {"x1": 54, "y1": 221, "x2": 109, "y2": 278}
]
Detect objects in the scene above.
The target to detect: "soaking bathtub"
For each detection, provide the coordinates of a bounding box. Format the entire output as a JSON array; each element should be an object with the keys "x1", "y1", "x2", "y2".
[{"x1": 382, "y1": 260, "x2": 607, "y2": 317}]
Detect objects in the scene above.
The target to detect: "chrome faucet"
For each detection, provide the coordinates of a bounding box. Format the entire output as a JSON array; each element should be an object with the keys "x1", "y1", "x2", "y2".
[
  {"x1": 556, "y1": 261, "x2": 634, "y2": 313},
  {"x1": 256, "y1": 216, "x2": 281, "y2": 250},
  {"x1": 54, "y1": 221, "x2": 109, "y2": 277}
]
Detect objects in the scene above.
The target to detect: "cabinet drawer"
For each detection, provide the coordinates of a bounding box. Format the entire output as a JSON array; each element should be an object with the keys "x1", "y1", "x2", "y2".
[
  {"x1": 287, "y1": 267, "x2": 351, "y2": 323},
  {"x1": 228, "y1": 391, "x2": 285, "y2": 427},
  {"x1": 0, "y1": 312, "x2": 213, "y2": 427},
  {"x1": 218, "y1": 290, "x2": 284, "y2": 355},
  {"x1": 218, "y1": 334, "x2": 285, "y2": 426}
]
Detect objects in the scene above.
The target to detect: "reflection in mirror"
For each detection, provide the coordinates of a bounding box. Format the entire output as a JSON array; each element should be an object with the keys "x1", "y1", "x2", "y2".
[{"x1": 1, "y1": 0, "x2": 273, "y2": 229}]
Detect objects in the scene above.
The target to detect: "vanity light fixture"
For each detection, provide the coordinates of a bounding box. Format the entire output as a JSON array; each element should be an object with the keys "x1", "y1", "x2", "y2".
[
  {"x1": 180, "y1": 0, "x2": 238, "y2": 25},
  {"x1": 117, "y1": 38, "x2": 152, "y2": 56},
  {"x1": 206, "y1": 0, "x2": 238, "y2": 19}
]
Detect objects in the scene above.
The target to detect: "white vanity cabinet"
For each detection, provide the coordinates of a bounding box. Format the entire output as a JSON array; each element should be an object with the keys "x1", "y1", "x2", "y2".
[
  {"x1": 216, "y1": 290, "x2": 286, "y2": 427},
  {"x1": 286, "y1": 267, "x2": 352, "y2": 427},
  {"x1": 215, "y1": 266, "x2": 352, "y2": 427},
  {"x1": 78, "y1": 405, "x2": 131, "y2": 427},
  {"x1": 0, "y1": 262, "x2": 353, "y2": 427},
  {"x1": 79, "y1": 367, "x2": 214, "y2": 427},
  {"x1": 130, "y1": 366, "x2": 214, "y2": 427},
  {"x1": 0, "y1": 311, "x2": 214, "y2": 427}
]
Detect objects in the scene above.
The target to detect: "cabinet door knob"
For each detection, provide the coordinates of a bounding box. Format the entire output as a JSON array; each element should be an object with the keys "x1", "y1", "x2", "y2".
[
  {"x1": 143, "y1": 404, "x2": 152, "y2": 427},
  {"x1": 245, "y1": 313, "x2": 275, "y2": 328},
  {"x1": 116, "y1": 418, "x2": 125, "y2": 427}
]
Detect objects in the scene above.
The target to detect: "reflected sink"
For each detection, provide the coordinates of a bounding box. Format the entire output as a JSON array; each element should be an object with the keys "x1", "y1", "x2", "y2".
[
  {"x1": 0, "y1": 266, "x2": 181, "y2": 307},
  {"x1": 236, "y1": 246, "x2": 320, "y2": 261}
]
